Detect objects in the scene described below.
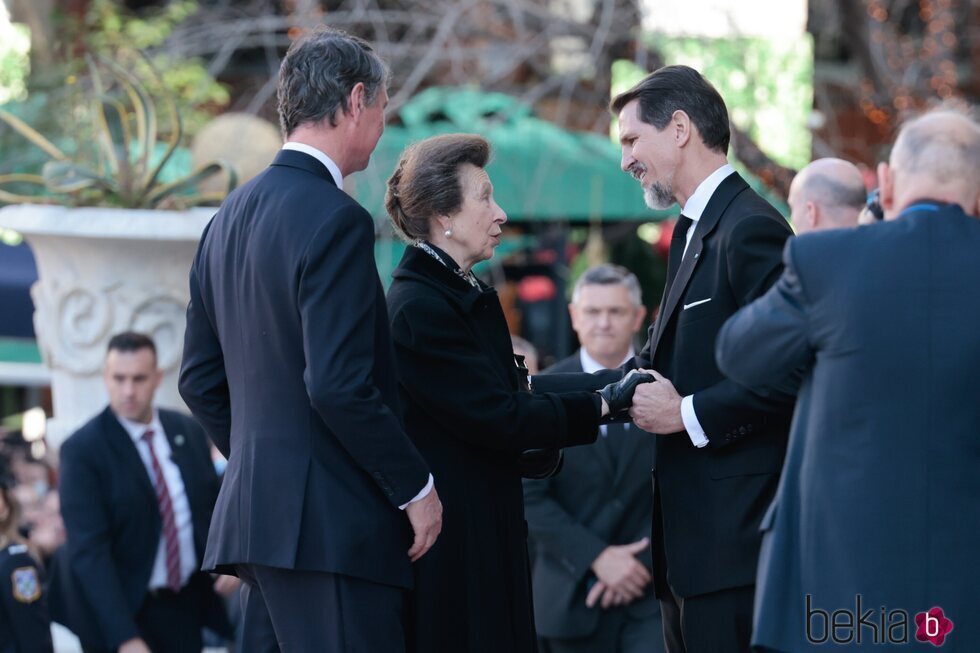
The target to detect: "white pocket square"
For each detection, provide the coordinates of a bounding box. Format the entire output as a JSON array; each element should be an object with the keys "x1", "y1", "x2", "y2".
[{"x1": 683, "y1": 298, "x2": 712, "y2": 310}]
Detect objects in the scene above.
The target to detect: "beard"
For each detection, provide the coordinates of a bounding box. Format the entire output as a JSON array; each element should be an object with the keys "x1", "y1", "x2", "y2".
[
  {"x1": 644, "y1": 181, "x2": 675, "y2": 210},
  {"x1": 629, "y1": 162, "x2": 676, "y2": 210}
]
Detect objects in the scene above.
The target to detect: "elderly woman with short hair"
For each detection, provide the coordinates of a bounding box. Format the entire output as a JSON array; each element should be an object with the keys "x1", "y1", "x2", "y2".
[{"x1": 385, "y1": 133, "x2": 649, "y2": 653}]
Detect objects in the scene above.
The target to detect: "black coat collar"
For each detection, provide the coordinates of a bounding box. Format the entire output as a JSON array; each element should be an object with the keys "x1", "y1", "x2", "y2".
[
  {"x1": 391, "y1": 244, "x2": 494, "y2": 313},
  {"x1": 270, "y1": 149, "x2": 338, "y2": 186}
]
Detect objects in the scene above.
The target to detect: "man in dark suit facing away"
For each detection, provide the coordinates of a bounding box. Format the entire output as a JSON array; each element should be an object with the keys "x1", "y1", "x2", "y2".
[
  {"x1": 179, "y1": 28, "x2": 442, "y2": 652},
  {"x1": 717, "y1": 108, "x2": 980, "y2": 652},
  {"x1": 524, "y1": 264, "x2": 663, "y2": 653},
  {"x1": 533, "y1": 66, "x2": 797, "y2": 653},
  {"x1": 50, "y1": 332, "x2": 229, "y2": 653}
]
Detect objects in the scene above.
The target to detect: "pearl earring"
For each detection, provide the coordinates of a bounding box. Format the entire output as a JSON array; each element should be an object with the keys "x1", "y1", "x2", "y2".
[{"x1": 444, "y1": 228, "x2": 453, "y2": 238}]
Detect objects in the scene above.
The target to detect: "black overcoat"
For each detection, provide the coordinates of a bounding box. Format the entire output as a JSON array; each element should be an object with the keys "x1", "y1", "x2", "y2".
[{"x1": 387, "y1": 245, "x2": 601, "y2": 653}]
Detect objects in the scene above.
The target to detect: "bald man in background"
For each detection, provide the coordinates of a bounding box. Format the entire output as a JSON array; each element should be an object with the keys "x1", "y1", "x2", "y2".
[
  {"x1": 717, "y1": 108, "x2": 980, "y2": 652},
  {"x1": 786, "y1": 158, "x2": 865, "y2": 234}
]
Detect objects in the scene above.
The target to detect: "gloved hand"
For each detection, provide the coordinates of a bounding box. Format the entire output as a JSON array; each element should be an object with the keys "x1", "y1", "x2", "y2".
[{"x1": 598, "y1": 372, "x2": 654, "y2": 416}]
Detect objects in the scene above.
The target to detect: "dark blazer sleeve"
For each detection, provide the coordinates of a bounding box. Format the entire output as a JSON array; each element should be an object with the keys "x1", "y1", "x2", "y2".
[
  {"x1": 686, "y1": 213, "x2": 799, "y2": 446},
  {"x1": 58, "y1": 437, "x2": 139, "y2": 648},
  {"x1": 179, "y1": 221, "x2": 232, "y2": 457},
  {"x1": 717, "y1": 238, "x2": 815, "y2": 388},
  {"x1": 522, "y1": 478, "x2": 608, "y2": 581},
  {"x1": 1, "y1": 552, "x2": 54, "y2": 652},
  {"x1": 392, "y1": 295, "x2": 601, "y2": 451},
  {"x1": 300, "y1": 207, "x2": 429, "y2": 507},
  {"x1": 530, "y1": 368, "x2": 623, "y2": 395}
]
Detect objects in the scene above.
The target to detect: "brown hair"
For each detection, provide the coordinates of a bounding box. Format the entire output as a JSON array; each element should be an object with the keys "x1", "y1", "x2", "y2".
[
  {"x1": 0, "y1": 486, "x2": 23, "y2": 545},
  {"x1": 385, "y1": 133, "x2": 491, "y2": 241}
]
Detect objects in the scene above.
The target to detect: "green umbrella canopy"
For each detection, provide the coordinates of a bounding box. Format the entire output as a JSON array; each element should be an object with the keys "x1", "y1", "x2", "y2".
[{"x1": 351, "y1": 86, "x2": 672, "y2": 223}]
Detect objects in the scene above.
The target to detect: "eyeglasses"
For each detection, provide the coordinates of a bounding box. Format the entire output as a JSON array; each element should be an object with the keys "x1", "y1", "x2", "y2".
[{"x1": 865, "y1": 188, "x2": 884, "y2": 221}]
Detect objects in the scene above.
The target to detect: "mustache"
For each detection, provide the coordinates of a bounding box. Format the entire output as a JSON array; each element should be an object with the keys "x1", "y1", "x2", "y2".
[{"x1": 627, "y1": 162, "x2": 647, "y2": 181}]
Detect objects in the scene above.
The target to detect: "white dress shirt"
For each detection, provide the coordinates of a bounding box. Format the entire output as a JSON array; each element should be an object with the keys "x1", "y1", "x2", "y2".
[
  {"x1": 117, "y1": 411, "x2": 198, "y2": 590},
  {"x1": 281, "y1": 142, "x2": 344, "y2": 189},
  {"x1": 676, "y1": 163, "x2": 735, "y2": 448},
  {"x1": 580, "y1": 348, "x2": 635, "y2": 437},
  {"x1": 280, "y1": 143, "x2": 434, "y2": 507}
]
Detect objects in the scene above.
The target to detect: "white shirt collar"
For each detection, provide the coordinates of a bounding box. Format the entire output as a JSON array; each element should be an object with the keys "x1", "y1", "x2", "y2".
[
  {"x1": 579, "y1": 347, "x2": 636, "y2": 374},
  {"x1": 117, "y1": 409, "x2": 163, "y2": 444},
  {"x1": 681, "y1": 163, "x2": 735, "y2": 222},
  {"x1": 281, "y1": 142, "x2": 344, "y2": 190}
]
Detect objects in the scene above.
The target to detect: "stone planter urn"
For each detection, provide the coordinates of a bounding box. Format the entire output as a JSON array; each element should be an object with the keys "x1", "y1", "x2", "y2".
[{"x1": 0, "y1": 204, "x2": 214, "y2": 449}]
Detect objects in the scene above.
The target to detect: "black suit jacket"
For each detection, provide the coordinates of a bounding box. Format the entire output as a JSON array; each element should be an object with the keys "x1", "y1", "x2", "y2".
[
  {"x1": 48, "y1": 407, "x2": 225, "y2": 650},
  {"x1": 523, "y1": 352, "x2": 658, "y2": 639},
  {"x1": 534, "y1": 173, "x2": 795, "y2": 598},
  {"x1": 718, "y1": 202, "x2": 980, "y2": 652},
  {"x1": 179, "y1": 150, "x2": 430, "y2": 589}
]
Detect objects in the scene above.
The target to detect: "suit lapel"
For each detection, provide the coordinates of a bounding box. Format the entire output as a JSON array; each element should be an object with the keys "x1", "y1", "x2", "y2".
[
  {"x1": 101, "y1": 409, "x2": 157, "y2": 505},
  {"x1": 648, "y1": 173, "x2": 749, "y2": 361},
  {"x1": 159, "y1": 411, "x2": 197, "y2": 507},
  {"x1": 567, "y1": 354, "x2": 615, "y2": 478}
]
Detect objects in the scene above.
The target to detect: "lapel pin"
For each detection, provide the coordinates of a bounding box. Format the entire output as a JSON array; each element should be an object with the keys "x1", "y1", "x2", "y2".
[{"x1": 174, "y1": 434, "x2": 185, "y2": 447}]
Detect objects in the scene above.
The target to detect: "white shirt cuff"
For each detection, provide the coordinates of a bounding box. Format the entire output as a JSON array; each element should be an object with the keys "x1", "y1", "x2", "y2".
[
  {"x1": 400, "y1": 474, "x2": 434, "y2": 510},
  {"x1": 681, "y1": 395, "x2": 709, "y2": 448}
]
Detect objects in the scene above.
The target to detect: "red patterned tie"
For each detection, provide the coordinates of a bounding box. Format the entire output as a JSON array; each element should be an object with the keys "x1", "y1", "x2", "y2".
[{"x1": 141, "y1": 429, "x2": 182, "y2": 592}]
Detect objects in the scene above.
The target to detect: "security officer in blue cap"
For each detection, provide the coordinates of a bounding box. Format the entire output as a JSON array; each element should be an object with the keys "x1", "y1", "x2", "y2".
[{"x1": 0, "y1": 450, "x2": 54, "y2": 652}]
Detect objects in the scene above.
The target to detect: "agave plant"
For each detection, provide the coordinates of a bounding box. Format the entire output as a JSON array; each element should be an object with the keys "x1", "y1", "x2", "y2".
[{"x1": 0, "y1": 52, "x2": 236, "y2": 209}]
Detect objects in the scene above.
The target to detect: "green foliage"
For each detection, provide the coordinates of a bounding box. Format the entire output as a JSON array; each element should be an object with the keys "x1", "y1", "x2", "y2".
[
  {"x1": 72, "y1": 0, "x2": 229, "y2": 137},
  {"x1": 651, "y1": 35, "x2": 813, "y2": 170},
  {"x1": 0, "y1": 21, "x2": 30, "y2": 105},
  {"x1": 0, "y1": 52, "x2": 236, "y2": 209},
  {"x1": 613, "y1": 36, "x2": 813, "y2": 171}
]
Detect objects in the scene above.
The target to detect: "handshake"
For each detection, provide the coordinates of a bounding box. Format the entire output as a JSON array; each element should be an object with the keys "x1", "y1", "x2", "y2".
[{"x1": 597, "y1": 371, "x2": 656, "y2": 420}]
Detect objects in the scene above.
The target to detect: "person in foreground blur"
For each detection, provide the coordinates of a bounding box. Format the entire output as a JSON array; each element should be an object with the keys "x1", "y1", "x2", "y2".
[
  {"x1": 385, "y1": 133, "x2": 647, "y2": 653},
  {"x1": 179, "y1": 28, "x2": 441, "y2": 651},
  {"x1": 524, "y1": 264, "x2": 663, "y2": 653},
  {"x1": 533, "y1": 65, "x2": 796, "y2": 653},
  {"x1": 786, "y1": 158, "x2": 865, "y2": 234},
  {"x1": 0, "y1": 452, "x2": 53, "y2": 653},
  {"x1": 49, "y1": 332, "x2": 228, "y2": 653},
  {"x1": 716, "y1": 108, "x2": 980, "y2": 652}
]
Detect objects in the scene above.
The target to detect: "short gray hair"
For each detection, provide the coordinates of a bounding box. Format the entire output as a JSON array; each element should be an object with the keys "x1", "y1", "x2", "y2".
[
  {"x1": 892, "y1": 106, "x2": 980, "y2": 184},
  {"x1": 572, "y1": 264, "x2": 643, "y2": 306},
  {"x1": 276, "y1": 27, "x2": 390, "y2": 137},
  {"x1": 801, "y1": 174, "x2": 866, "y2": 212}
]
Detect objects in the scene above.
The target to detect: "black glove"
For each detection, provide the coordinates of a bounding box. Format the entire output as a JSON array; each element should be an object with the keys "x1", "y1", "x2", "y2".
[{"x1": 598, "y1": 372, "x2": 654, "y2": 416}]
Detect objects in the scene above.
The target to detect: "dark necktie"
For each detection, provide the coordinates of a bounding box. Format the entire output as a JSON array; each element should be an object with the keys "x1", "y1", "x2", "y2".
[
  {"x1": 141, "y1": 429, "x2": 182, "y2": 592},
  {"x1": 667, "y1": 215, "x2": 693, "y2": 286}
]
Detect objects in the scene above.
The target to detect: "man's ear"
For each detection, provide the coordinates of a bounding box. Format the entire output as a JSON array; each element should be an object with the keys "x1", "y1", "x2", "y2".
[
  {"x1": 672, "y1": 110, "x2": 692, "y2": 147},
  {"x1": 349, "y1": 82, "x2": 366, "y2": 117},
  {"x1": 805, "y1": 200, "x2": 819, "y2": 230},
  {"x1": 631, "y1": 305, "x2": 647, "y2": 332}
]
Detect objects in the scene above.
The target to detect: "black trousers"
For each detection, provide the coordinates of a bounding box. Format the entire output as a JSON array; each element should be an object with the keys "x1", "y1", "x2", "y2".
[
  {"x1": 659, "y1": 584, "x2": 755, "y2": 653},
  {"x1": 236, "y1": 564, "x2": 406, "y2": 653},
  {"x1": 546, "y1": 607, "x2": 666, "y2": 653},
  {"x1": 82, "y1": 576, "x2": 206, "y2": 653}
]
